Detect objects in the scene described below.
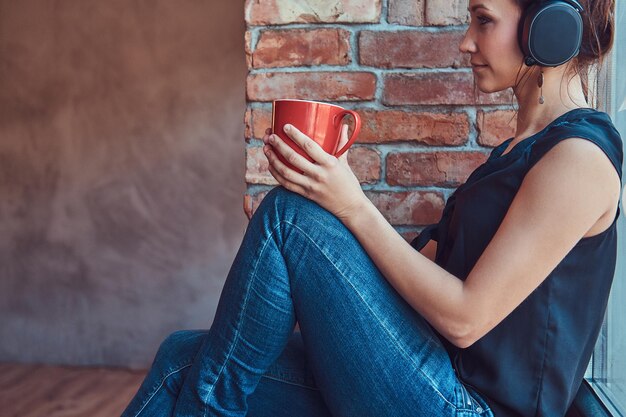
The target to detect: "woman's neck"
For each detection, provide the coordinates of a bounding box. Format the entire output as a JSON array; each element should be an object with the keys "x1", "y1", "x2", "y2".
[{"x1": 512, "y1": 66, "x2": 589, "y2": 142}]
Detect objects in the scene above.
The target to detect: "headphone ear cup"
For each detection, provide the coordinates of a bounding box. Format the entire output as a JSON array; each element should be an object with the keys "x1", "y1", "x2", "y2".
[{"x1": 520, "y1": 0, "x2": 584, "y2": 67}]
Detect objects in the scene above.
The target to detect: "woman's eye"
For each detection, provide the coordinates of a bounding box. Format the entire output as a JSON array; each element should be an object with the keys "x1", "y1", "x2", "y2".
[{"x1": 476, "y1": 15, "x2": 491, "y2": 25}]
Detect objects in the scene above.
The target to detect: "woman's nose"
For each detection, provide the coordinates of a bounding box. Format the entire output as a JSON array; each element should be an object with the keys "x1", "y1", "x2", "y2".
[{"x1": 459, "y1": 27, "x2": 477, "y2": 54}]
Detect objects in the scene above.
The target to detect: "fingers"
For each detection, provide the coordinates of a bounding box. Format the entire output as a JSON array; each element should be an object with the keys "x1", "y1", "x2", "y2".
[
  {"x1": 262, "y1": 127, "x2": 272, "y2": 143},
  {"x1": 282, "y1": 124, "x2": 334, "y2": 166},
  {"x1": 263, "y1": 144, "x2": 313, "y2": 189},
  {"x1": 264, "y1": 133, "x2": 321, "y2": 176},
  {"x1": 266, "y1": 160, "x2": 309, "y2": 197}
]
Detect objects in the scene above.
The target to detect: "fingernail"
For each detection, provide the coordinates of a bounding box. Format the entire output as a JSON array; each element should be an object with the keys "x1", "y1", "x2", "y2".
[
  {"x1": 284, "y1": 124, "x2": 291, "y2": 131},
  {"x1": 268, "y1": 135, "x2": 275, "y2": 143}
]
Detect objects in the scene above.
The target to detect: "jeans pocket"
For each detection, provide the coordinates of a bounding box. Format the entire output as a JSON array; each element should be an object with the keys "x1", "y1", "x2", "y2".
[{"x1": 454, "y1": 383, "x2": 492, "y2": 416}]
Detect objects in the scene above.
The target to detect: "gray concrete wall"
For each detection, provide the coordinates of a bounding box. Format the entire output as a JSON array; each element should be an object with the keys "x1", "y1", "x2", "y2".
[{"x1": 0, "y1": 0, "x2": 247, "y2": 368}]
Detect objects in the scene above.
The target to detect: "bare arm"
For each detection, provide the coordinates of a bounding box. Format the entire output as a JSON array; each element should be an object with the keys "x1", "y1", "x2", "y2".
[{"x1": 342, "y1": 138, "x2": 620, "y2": 348}]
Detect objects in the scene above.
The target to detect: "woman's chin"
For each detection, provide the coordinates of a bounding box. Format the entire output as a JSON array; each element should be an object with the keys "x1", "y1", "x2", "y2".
[{"x1": 474, "y1": 77, "x2": 502, "y2": 94}]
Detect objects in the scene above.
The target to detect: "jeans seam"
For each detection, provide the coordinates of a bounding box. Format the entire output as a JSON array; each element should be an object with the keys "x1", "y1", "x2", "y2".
[
  {"x1": 133, "y1": 363, "x2": 192, "y2": 417},
  {"x1": 284, "y1": 220, "x2": 458, "y2": 410},
  {"x1": 201, "y1": 220, "x2": 285, "y2": 417},
  {"x1": 457, "y1": 384, "x2": 475, "y2": 412},
  {"x1": 260, "y1": 374, "x2": 321, "y2": 391}
]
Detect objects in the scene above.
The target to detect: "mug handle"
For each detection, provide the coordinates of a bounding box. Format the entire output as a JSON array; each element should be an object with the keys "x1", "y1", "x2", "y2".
[{"x1": 333, "y1": 110, "x2": 361, "y2": 158}]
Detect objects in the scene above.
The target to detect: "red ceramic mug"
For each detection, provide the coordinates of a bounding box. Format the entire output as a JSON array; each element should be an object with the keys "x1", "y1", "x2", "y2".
[{"x1": 271, "y1": 99, "x2": 361, "y2": 173}]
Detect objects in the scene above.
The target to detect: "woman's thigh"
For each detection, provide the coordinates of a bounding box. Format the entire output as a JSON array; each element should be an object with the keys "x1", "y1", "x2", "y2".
[{"x1": 263, "y1": 187, "x2": 491, "y2": 417}]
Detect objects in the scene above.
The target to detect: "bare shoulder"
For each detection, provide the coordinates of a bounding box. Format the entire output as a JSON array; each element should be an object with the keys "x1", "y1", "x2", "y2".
[
  {"x1": 547, "y1": 136, "x2": 617, "y2": 169},
  {"x1": 538, "y1": 137, "x2": 621, "y2": 221}
]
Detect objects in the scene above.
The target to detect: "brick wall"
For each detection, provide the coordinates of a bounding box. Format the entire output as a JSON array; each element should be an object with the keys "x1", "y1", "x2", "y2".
[{"x1": 243, "y1": 0, "x2": 517, "y2": 241}]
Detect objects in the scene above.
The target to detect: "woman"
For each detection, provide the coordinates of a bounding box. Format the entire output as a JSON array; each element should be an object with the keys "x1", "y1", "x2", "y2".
[{"x1": 121, "y1": 0, "x2": 622, "y2": 416}]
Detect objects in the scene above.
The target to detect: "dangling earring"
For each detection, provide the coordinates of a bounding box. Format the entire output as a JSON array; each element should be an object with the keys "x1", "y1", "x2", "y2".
[{"x1": 538, "y1": 69, "x2": 545, "y2": 104}]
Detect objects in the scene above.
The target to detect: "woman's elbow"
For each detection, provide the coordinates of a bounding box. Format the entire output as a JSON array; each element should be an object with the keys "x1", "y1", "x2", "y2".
[
  {"x1": 445, "y1": 319, "x2": 477, "y2": 349},
  {"x1": 451, "y1": 316, "x2": 496, "y2": 348},
  {"x1": 451, "y1": 333, "x2": 476, "y2": 349}
]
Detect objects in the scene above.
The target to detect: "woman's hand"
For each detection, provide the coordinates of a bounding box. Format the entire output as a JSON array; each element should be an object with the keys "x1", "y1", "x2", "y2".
[{"x1": 262, "y1": 123, "x2": 370, "y2": 222}]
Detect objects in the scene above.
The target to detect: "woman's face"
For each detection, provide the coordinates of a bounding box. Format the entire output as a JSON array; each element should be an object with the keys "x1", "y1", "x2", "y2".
[{"x1": 460, "y1": 0, "x2": 527, "y2": 93}]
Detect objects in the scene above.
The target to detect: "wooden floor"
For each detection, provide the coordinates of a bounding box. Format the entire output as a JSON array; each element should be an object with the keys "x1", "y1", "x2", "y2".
[{"x1": 0, "y1": 363, "x2": 147, "y2": 417}]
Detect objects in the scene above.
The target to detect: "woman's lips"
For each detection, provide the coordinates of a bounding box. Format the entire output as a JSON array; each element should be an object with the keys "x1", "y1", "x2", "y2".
[{"x1": 471, "y1": 63, "x2": 488, "y2": 71}]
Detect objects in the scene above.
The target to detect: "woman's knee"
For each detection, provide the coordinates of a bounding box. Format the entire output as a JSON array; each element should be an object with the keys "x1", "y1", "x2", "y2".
[
  {"x1": 257, "y1": 186, "x2": 310, "y2": 214},
  {"x1": 256, "y1": 186, "x2": 338, "y2": 226}
]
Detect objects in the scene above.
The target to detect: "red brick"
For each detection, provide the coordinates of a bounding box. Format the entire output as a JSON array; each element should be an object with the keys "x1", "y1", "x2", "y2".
[
  {"x1": 245, "y1": 0, "x2": 382, "y2": 25},
  {"x1": 384, "y1": 72, "x2": 471, "y2": 105},
  {"x1": 244, "y1": 190, "x2": 444, "y2": 226},
  {"x1": 252, "y1": 29, "x2": 351, "y2": 68},
  {"x1": 476, "y1": 110, "x2": 517, "y2": 147},
  {"x1": 245, "y1": 108, "x2": 272, "y2": 141},
  {"x1": 347, "y1": 147, "x2": 380, "y2": 184},
  {"x1": 388, "y1": 0, "x2": 424, "y2": 26},
  {"x1": 247, "y1": 72, "x2": 377, "y2": 102},
  {"x1": 246, "y1": 147, "x2": 278, "y2": 185},
  {"x1": 386, "y1": 151, "x2": 488, "y2": 187},
  {"x1": 425, "y1": 0, "x2": 469, "y2": 25},
  {"x1": 383, "y1": 72, "x2": 512, "y2": 106},
  {"x1": 244, "y1": 190, "x2": 269, "y2": 219},
  {"x1": 359, "y1": 30, "x2": 469, "y2": 69},
  {"x1": 357, "y1": 110, "x2": 469, "y2": 145},
  {"x1": 364, "y1": 191, "x2": 445, "y2": 226}
]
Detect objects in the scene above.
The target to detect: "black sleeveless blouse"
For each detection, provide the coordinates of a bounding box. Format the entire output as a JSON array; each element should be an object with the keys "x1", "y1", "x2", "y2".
[{"x1": 411, "y1": 108, "x2": 623, "y2": 416}]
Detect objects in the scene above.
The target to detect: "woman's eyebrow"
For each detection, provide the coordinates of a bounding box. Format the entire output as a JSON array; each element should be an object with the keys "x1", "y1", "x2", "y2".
[{"x1": 468, "y1": 3, "x2": 491, "y2": 12}]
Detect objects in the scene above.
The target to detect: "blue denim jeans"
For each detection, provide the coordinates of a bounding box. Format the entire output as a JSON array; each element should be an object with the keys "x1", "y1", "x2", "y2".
[{"x1": 120, "y1": 186, "x2": 494, "y2": 417}]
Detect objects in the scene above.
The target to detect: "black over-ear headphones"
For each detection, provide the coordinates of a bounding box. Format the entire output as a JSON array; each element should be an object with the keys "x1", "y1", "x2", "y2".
[{"x1": 519, "y1": 0, "x2": 584, "y2": 67}]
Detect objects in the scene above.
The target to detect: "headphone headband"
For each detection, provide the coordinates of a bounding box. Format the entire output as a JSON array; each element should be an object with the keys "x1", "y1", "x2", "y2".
[{"x1": 547, "y1": 0, "x2": 584, "y2": 13}]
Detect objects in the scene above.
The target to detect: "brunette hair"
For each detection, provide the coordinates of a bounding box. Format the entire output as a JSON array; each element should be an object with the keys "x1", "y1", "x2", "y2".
[{"x1": 514, "y1": 0, "x2": 616, "y2": 104}]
